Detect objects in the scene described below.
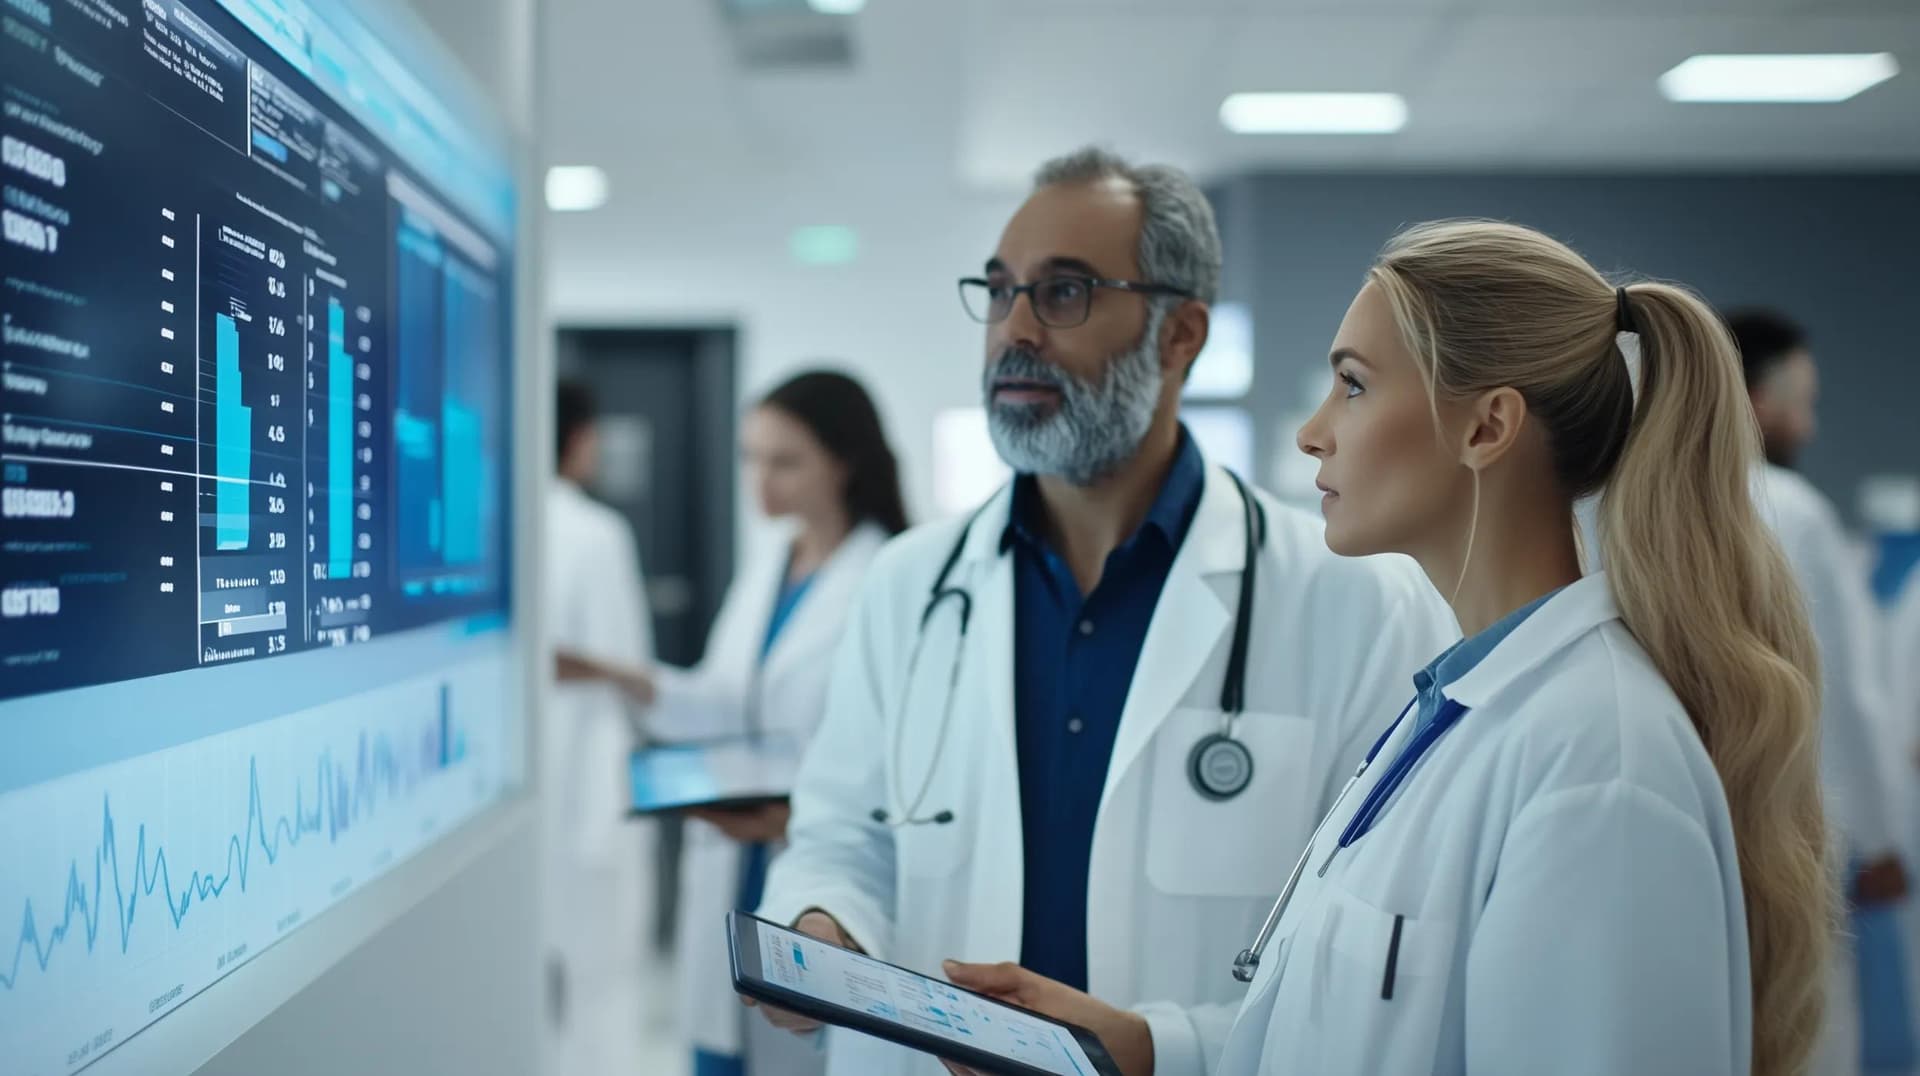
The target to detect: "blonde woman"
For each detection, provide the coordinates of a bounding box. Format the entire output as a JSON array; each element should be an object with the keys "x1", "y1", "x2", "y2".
[{"x1": 942, "y1": 220, "x2": 1831, "y2": 1076}]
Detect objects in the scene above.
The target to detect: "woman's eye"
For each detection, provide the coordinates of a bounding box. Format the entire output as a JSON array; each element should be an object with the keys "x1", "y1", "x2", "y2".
[{"x1": 1339, "y1": 372, "x2": 1364, "y2": 398}]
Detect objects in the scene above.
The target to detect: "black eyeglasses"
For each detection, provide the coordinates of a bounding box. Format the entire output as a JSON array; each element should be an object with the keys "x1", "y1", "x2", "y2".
[{"x1": 957, "y1": 275, "x2": 1192, "y2": 329}]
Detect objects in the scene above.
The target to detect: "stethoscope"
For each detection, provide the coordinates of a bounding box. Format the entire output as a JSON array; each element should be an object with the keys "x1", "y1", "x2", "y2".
[
  {"x1": 1230, "y1": 693, "x2": 1470, "y2": 983},
  {"x1": 871, "y1": 471, "x2": 1268, "y2": 828}
]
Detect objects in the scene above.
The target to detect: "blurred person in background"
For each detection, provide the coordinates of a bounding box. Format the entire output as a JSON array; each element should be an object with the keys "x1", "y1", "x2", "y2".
[
  {"x1": 545, "y1": 377, "x2": 658, "y2": 1075},
  {"x1": 1730, "y1": 307, "x2": 1911, "y2": 1076},
  {"x1": 575, "y1": 369, "x2": 909, "y2": 1076}
]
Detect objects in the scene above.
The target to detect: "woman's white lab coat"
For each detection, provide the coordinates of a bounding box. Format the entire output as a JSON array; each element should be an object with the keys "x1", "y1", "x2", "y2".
[
  {"x1": 649, "y1": 521, "x2": 890, "y2": 1058},
  {"x1": 1188, "y1": 573, "x2": 1751, "y2": 1076}
]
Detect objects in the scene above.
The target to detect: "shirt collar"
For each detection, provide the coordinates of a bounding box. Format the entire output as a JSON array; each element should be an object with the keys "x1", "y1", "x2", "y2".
[
  {"x1": 1441, "y1": 573, "x2": 1624, "y2": 710},
  {"x1": 1413, "y1": 584, "x2": 1564, "y2": 699},
  {"x1": 1000, "y1": 426, "x2": 1207, "y2": 555}
]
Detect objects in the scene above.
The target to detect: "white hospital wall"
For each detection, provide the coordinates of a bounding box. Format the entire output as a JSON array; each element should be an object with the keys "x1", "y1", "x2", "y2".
[{"x1": 548, "y1": 190, "x2": 1022, "y2": 562}]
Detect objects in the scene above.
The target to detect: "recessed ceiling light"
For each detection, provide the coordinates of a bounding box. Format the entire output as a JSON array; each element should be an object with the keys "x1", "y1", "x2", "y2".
[
  {"x1": 790, "y1": 225, "x2": 858, "y2": 266},
  {"x1": 1219, "y1": 93, "x2": 1407, "y2": 135},
  {"x1": 1658, "y1": 53, "x2": 1898, "y2": 103},
  {"x1": 545, "y1": 166, "x2": 609, "y2": 212},
  {"x1": 808, "y1": 0, "x2": 866, "y2": 14}
]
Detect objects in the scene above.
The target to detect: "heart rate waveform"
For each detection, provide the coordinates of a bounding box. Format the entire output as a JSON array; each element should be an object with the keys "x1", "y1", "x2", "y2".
[{"x1": 2, "y1": 700, "x2": 465, "y2": 994}]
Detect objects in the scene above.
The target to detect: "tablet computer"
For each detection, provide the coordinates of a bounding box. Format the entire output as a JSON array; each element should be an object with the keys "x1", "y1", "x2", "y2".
[
  {"x1": 628, "y1": 735, "x2": 803, "y2": 816},
  {"x1": 728, "y1": 911, "x2": 1123, "y2": 1076}
]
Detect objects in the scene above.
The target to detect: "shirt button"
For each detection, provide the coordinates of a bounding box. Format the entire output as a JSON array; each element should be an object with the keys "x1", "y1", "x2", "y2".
[
  {"x1": 1068, "y1": 717, "x2": 1085, "y2": 734},
  {"x1": 1077, "y1": 619, "x2": 1094, "y2": 637}
]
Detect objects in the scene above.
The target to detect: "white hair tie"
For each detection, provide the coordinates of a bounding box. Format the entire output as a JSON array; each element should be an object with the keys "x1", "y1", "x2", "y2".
[{"x1": 1615, "y1": 287, "x2": 1643, "y2": 407}]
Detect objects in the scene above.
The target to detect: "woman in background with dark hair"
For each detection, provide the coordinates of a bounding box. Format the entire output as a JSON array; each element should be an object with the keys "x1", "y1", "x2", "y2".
[{"x1": 615, "y1": 369, "x2": 907, "y2": 1076}]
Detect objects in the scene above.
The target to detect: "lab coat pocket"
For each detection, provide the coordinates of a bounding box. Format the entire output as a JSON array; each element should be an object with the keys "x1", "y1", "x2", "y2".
[
  {"x1": 898, "y1": 812, "x2": 973, "y2": 877},
  {"x1": 1290, "y1": 883, "x2": 1455, "y2": 1075},
  {"x1": 1146, "y1": 709, "x2": 1316, "y2": 897}
]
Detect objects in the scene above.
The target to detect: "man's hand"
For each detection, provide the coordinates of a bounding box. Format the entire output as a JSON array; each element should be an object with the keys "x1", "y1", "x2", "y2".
[
  {"x1": 1854, "y1": 854, "x2": 1912, "y2": 906},
  {"x1": 689, "y1": 802, "x2": 792, "y2": 844},
  {"x1": 744, "y1": 911, "x2": 861, "y2": 1034},
  {"x1": 940, "y1": 961, "x2": 1154, "y2": 1076},
  {"x1": 553, "y1": 650, "x2": 657, "y2": 707}
]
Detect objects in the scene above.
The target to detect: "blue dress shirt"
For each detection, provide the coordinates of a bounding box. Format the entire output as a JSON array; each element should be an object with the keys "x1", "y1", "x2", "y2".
[{"x1": 1005, "y1": 430, "x2": 1206, "y2": 991}]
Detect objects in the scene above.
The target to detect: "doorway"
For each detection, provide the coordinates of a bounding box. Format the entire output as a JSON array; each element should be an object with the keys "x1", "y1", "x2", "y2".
[{"x1": 556, "y1": 324, "x2": 738, "y2": 951}]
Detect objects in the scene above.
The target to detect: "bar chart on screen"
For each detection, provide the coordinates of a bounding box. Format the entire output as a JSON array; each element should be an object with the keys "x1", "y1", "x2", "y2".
[
  {"x1": 304, "y1": 260, "x2": 382, "y2": 648},
  {"x1": 195, "y1": 210, "x2": 302, "y2": 668}
]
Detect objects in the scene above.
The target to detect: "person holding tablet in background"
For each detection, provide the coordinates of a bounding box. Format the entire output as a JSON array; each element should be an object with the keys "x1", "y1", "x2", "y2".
[
  {"x1": 944, "y1": 220, "x2": 1831, "y2": 1076},
  {"x1": 575, "y1": 370, "x2": 908, "y2": 1076}
]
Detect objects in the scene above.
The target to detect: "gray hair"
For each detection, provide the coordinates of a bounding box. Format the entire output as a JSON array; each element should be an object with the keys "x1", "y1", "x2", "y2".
[{"x1": 1032, "y1": 146, "x2": 1222, "y2": 305}]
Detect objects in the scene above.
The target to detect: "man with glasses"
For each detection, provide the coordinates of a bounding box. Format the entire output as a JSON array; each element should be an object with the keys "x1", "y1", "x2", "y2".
[{"x1": 747, "y1": 147, "x2": 1455, "y2": 1076}]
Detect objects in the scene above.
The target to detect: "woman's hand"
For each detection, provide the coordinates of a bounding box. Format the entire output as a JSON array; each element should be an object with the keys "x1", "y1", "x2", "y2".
[
  {"x1": 939, "y1": 961, "x2": 1155, "y2": 1076},
  {"x1": 611, "y1": 666, "x2": 657, "y2": 707},
  {"x1": 688, "y1": 802, "x2": 792, "y2": 844}
]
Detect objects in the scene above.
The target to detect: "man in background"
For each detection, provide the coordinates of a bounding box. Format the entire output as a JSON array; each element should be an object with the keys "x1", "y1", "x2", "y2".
[
  {"x1": 545, "y1": 378, "x2": 658, "y2": 1075},
  {"x1": 1732, "y1": 308, "x2": 1910, "y2": 1076}
]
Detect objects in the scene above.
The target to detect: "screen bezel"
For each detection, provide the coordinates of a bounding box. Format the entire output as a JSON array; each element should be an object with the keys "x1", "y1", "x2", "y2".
[{"x1": 727, "y1": 911, "x2": 1122, "y2": 1076}]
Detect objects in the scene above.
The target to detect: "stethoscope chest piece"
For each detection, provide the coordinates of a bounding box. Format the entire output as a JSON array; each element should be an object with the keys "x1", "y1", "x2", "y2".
[{"x1": 1188, "y1": 732, "x2": 1254, "y2": 801}]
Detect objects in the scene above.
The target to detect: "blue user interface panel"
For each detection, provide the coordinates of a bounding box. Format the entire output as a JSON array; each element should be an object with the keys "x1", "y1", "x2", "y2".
[{"x1": 0, "y1": 0, "x2": 521, "y2": 1071}]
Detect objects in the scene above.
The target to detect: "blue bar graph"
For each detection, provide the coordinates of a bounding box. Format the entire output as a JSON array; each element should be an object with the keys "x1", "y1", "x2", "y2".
[
  {"x1": 436, "y1": 683, "x2": 450, "y2": 769},
  {"x1": 440, "y1": 398, "x2": 481, "y2": 565},
  {"x1": 390, "y1": 207, "x2": 502, "y2": 598},
  {"x1": 394, "y1": 215, "x2": 443, "y2": 569},
  {"x1": 327, "y1": 300, "x2": 352, "y2": 579},
  {"x1": 215, "y1": 313, "x2": 251, "y2": 550}
]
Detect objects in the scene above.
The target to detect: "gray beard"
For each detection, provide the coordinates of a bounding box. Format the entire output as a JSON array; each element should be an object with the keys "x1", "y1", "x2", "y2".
[{"x1": 983, "y1": 305, "x2": 1166, "y2": 487}]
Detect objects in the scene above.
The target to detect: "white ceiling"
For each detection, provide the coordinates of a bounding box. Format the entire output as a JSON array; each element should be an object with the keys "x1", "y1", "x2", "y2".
[{"x1": 537, "y1": 0, "x2": 1920, "y2": 286}]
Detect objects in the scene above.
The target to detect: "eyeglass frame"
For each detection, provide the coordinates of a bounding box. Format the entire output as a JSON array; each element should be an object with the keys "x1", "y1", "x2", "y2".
[{"x1": 956, "y1": 273, "x2": 1194, "y2": 329}]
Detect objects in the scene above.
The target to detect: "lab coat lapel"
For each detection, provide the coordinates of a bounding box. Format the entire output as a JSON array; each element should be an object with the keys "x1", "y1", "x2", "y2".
[
  {"x1": 1099, "y1": 466, "x2": 1240, "y2": 809},
  {"x1": 961, "y1": 500, "x2": 1023, "y2": 957},
  {"x1": 953, "y1": 487, "x2": 1022, "y2": 768},
  {"x1": 723, "y1": 538, "x2": 785, "y2": 728},
  {"x1": 758, "y1": 523, "x2": 882, "y2": 694}
]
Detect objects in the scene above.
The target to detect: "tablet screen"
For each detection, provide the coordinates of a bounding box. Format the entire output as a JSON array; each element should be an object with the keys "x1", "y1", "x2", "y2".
[
  {"x1": 630, "y1": 735, "x2": 802, "y2": 813},
  {"x1": 752, "y1": 919, "x2": 1102, "y2": 1076}
]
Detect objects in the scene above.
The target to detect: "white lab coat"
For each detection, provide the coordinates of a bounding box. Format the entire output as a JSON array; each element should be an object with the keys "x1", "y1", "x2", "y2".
[
  {"x1": 543, "y1": 478, "x2": 657, "y2": 1075},
  {"x1": 1887, "y1": 567, "x2": 1920, "y2": 1060},
  {"x1": 1756, "y1": 465, "x2": 1903, "y2": 857},
  {"x1": 1202, "y1": 572, "x2": 1749, "y2": 1076},
  {"x1": 757, "y1": 464, "x2": 1459, "y2": 1076},
  {"x1": 1753, "y1": 465, "x2": 1902, "y2": 1076},
  {"x1": 653, "y1": 521, "x2": 891, "y2": 1058},
  {"x1": 1890, "y1": 573, "x2": 1920, "y2": 767}
]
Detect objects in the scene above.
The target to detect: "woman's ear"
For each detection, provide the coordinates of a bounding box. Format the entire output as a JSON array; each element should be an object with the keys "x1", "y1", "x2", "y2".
[{"x1": 1458, "y1": 387, "x2": 1529, "y2": 473}]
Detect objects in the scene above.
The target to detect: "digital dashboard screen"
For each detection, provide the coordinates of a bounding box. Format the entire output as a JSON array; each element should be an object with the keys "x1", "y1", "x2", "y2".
[{"x1": 0, "y1": 0, "x2": 520, "y2": 1071}]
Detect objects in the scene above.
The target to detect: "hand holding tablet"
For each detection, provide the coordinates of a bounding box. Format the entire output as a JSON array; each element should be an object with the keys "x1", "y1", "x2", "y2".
[{"x1": 729, "y1": 911, "x2": 1124, "y2": 1076}]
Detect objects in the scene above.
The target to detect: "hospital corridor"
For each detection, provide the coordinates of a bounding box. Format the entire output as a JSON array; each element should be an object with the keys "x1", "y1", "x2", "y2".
[{"x1": 1, "y1": 1, "x2": 1917, "y2": 1075}]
